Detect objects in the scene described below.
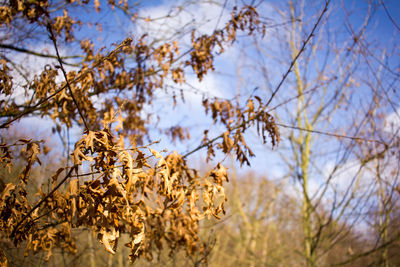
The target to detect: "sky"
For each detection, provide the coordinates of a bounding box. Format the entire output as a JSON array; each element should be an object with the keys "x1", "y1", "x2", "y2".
[
  {"x1": 118, "y1": 0, "x2": 400, "y2": 211},
  {"x1": 2, "y1": 0, "x2": 400, "y2": 215}
]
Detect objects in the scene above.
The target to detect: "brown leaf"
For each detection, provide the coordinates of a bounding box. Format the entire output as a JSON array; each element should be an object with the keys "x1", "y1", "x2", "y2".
[
  {"x1": 148, "y1": 147, "x2": 162, "y2": 159},
  {"x1": 99, "y1": 227, "x2": 119, "y2": 255}
]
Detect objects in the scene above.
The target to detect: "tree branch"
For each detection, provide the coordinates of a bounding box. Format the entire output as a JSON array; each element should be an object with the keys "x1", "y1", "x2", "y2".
[
  {"x1": 276, "y1": 123, "x2": 388, "y2": 145},
  {"x1": 47, "y1": 22, "x2": 89, "y2": 132},
  {"x1": 330, "y1": 232, "x2": 400, "y2": 266},
  {"x1": 182, "y1": 0, "x2": 331, "y2": 159},
  {"x1": 264, "y1": 0, "x2": 330, "y2": 108},
  {"x1": 10, "y1": 165, "x2": 77, "y2": 238},
  {"x1": 0, "y1": 43, "x2": 81, "y2": 66},
  {"x1": 0, "y1": 38, "x2": 132, "y2": 129}
]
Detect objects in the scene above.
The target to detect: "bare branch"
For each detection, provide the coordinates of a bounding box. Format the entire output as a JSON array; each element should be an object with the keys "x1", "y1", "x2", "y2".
[
  {"x1": 0, "y1": 38, "x2": 132, "y2": 129},
  {"x1": 47, "y1": 22, "x2": 89, "y2": 132},
  {"x1": 0, "y1": 43, "x2": 81, "y2": 66}
]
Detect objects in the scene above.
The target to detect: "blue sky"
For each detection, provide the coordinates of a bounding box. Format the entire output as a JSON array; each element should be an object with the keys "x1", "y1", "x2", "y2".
[{"x1": 3, "y1": 0, "x2": 399, "y2": 199}]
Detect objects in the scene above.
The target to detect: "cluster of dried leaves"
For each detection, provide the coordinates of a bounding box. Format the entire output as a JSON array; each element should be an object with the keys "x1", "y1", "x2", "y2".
[
  {"x1": 201, "y1": 97, "x2": 280, "y2": 166},
  {"x1": 0, "y1": 0, "x2": 279, "y2": 265},
  {"x1": 1, "y1": 121, "x2": 228, "y2": 263}
]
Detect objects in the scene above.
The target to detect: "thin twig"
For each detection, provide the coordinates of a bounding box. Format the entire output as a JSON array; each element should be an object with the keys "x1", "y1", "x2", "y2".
[
  {"x1": 10, "y1": 165, "x2": 77, "y2": 238},
  {"x1": 276, "y1": 123, "x2": 388, "y2": 145},
  {"x1": 0, "y1": 43, "x2": 81, "y2": 66},
  {"x1": 183, "y1": 1, "x2": 331, "y2": 158},
  {"x1": 0, "y1": 38, "x2": 132, "y2": 129},
  {"x1": 330, "y1": 231, "x2": 400, "y2": 266},
  {"x1": 379, "y1": 0, "x2": 400, "y2": 32},
  {"x1": 264, "y1": 0, "x2": 330, "y2": 108},
  {"x1": 47, "y1": 22, "x2": 89, "y2": 131}
]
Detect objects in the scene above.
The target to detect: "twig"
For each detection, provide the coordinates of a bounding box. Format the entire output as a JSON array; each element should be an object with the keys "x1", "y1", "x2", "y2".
[
  {"x1": 183, "y1": 1, "x2": 331, "y2": 158},
  {"x1": 47, "y1": 22, "x2": 89, "y2": 131},
  {"x1": 0, "y1": 43, "x2": 81, "y2": 66},
  {"x1": 10, "y1": 165, "x2": 77, "y2": 238},
  {"x1": 276, "y1": 123, "x2": 388, "y2": 145},
  {"x1": 264, "y1": 0, "x2": 330, "y2": 108},
  {"x1": 0, "y1": 38, "x2": 132, "y2": 129},
  {"x1": 330, "y1": 231, "x2": 400, "y2": 266},
  {"x1": 379, "y1": 0, "x2": 400, "y2": 32}
]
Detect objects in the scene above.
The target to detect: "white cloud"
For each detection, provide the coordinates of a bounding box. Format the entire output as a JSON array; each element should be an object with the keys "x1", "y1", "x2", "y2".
[
  {"x1": 5, "y1": 43, "x2": 77, "y2": 105},
  {"x1": 384, "y1": 108, "x2": 400, "y2": 133},
  {"x1": 135, "y1": 0, "x2": 230, "y2": 46},
  {"x1": 150, "y1": 72, "x2": 228, "y2": 129}
]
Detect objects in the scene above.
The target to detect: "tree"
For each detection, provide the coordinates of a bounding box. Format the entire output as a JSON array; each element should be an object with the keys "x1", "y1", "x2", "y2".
[
  {"x1": 0, "y1": 0, "x2": 284, "y2": 265},
  {"x1": 228, "y1": 0, "x2": 400, "y2": 266},
  {"x1": 2, "y1": 0, "x2": 399, "y2": 266}
]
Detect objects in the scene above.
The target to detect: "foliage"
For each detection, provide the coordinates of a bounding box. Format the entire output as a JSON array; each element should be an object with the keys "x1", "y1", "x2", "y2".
[
  {"x1": 1, "y1": 0, "x2": 399, "y2": 266},
  {"x1": 0, "y1": 0, "x2": 280, "y2": 265}
]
